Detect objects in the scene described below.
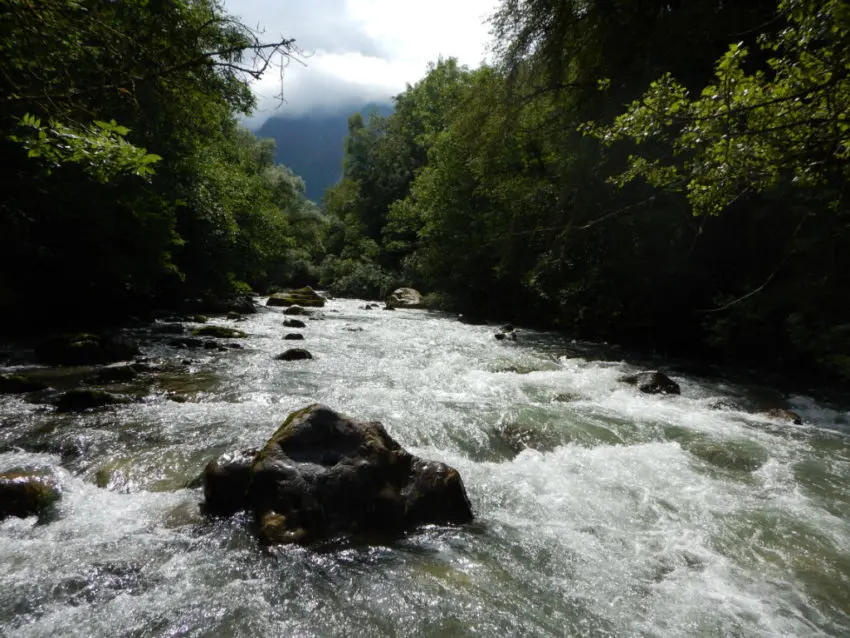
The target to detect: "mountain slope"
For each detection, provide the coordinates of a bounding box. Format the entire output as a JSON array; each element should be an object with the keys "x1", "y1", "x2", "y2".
[{"x1": 255, "y1": 103, "x2": 393, "y2": 202}]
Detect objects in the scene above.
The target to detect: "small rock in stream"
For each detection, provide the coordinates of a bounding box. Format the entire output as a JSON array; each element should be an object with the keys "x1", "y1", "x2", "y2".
[
  {"x1": 275, "y1": 349, "x2": 313, "y2": 361},
  {"x1": 283, "y1": 333, "x2": 305, "y2": 341},
  {"x1": 619, "y1": 370, "x2": 681, "y2": 395},
  {"x1": 283, "y1": 319, "x2": 307, "y2": 328},
  {"x1": 762, "y1": 408, "x2": 804, "y2": 425}
]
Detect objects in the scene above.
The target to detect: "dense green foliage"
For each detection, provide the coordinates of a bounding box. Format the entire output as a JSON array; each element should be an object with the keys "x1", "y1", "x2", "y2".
[
  {"x1": 0, "y1": 0, "x2": 325, "y2": 331},
  {"x1": 323, "y1": 0, "x2": 850, "y2": 380}
]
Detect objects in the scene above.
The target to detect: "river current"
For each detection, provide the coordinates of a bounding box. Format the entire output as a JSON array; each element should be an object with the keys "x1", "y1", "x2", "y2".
[{"x1": 1, "y1": 298, "x2": 849, "y2": 637}]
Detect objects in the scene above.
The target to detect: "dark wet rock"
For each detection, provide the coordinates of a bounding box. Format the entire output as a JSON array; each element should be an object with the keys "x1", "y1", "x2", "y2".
[
  {"x1": 494, "y1": 332, "x2": 517, "y2": 341},
  {"x1": 202, "y1": 404, "x2": 473, "y2": 545},
  {"x1": 192, "y1": 325, "x2": 246, "y2": 339},
  {"x1": 497, "y1": 423, "x2": 560, "y2": 454},
  {"x1": 0, "y1": 472, "x2": 61, "y2": 519},
  {"x1": 284, "y1": 333, "x2": 305, "y2": 341},
  {"x1": 169, "y1": 337, "x2": 204, "y2": 350},
  {"x1": 283, "y1": 319, "x2": 307, "y2": 328},
  {"x1": 383, "y1": 306, "x2": 396, "y2": 311},
  {"x1": 500, "y1": 323, "x2": 516, "y2": 333},
  {"x1": 619, "y1": 370, "x2": 681, "y2": 395},
  {"x1": 225, "y1": 343, "x2": 243, "y2": 350},
  {"x1": 283, "y1": 305, "x2": 311, "y2": 316},
  {"x1": 151, "y1": 323, "x2": 185, "y2": 335},
  {"x1": 763, "y1": 408, "x2": 803, "y2": 425},
  {"x1": 202, "y1": 448, "x2": 260, "y2": 516},
  {"x1": 385, "y1": 287, "x2": 425, "y2": 310},
  {"x1": 707, "y1": 398, "x2": 744, "y2": 411},
  {"x1": 359, "y1": 303, "x2": 380, "y2": 310},
  {"x1": 56, "y1": 390, "x2": 128, "y2": 412},
  {"x1": 93, "y1": 364, "x2": 139, "y2": 384},
  {"x1": 0, "y1": 374, "x2": 47, "y2": 394},
  {"x1": 275, "y1": 349, "x2": 313, "y2": 361},
  {"x1": 203, "y1": 341, "x2": 228, "y2": 351},
  {"x1": 226, "y1": 311, "x2": 244, "y2": 320},
  {"x1": 344, "y1": 326, "x2": 364, "y2": 332},
  {"x1": 267, "y1": 286, "x2": 326, "y2": 308},
  {"x1": 35, "y1": 334, "x2": 139, "y2": 366},
  {"x1": 192, "y1": 315, "x2": 209, "y2": 323}
]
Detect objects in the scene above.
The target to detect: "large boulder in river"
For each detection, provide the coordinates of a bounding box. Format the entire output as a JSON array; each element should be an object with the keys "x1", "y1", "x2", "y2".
[
  {"x1": 385, "y1": 288, "x2": 425, "y2": 310},
  {"x1": 35, "y1": 333, "x2": 139, "y2": 366},
  {"x1": 0, "y1": 472, "x2": 60, "y2": 520},
  {"x1": 619, "y1": 370, "x2": 681, "y2": 395},
  {"x1": 202, "y1": 404, "x2": 474, "y2": 545},
  {"x1": 283, "y1": 319, "x2": 307, "y2": 328},
  {"x1": 267, "y1": 287, "x2": 326, "y2": 308}
]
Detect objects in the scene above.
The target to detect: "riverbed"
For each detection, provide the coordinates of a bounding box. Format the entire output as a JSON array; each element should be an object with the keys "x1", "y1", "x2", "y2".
[{"x1": 1, "y1": 298, "x2": 849, "y2": 636}]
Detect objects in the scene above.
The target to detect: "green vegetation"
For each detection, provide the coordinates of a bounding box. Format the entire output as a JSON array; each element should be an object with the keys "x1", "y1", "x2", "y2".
[
  {"x1": 4, "y1": 0, "x2": 847, "y2": 381},
  {"x1": 321, "y1": 0, "x2": 850, "y2": 380},
  {"x1": 0, "y1": 0, "x2": 326, "y2": 332}
]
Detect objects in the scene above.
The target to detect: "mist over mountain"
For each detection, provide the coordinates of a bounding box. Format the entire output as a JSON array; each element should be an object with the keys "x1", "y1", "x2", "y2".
[{"x1": 255, "y1": 102, "x2": 393, "y2": 203}]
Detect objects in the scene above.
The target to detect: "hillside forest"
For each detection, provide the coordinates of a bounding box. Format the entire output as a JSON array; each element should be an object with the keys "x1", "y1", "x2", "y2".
[{"x1": 2, "y1": 0, "x2": 848, "y2": 382}]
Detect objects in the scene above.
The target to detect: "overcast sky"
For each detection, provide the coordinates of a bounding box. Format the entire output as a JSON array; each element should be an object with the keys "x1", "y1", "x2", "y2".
[{"x1": 223, "y1": 0, "x2": 499, "y2": 125}]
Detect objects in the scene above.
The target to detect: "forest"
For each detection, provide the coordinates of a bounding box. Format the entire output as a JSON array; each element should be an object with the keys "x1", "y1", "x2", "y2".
[
  {"x1": 321, "y1": 0, "x2": 850, "y2": 382},
  {"x1": 2, "y1": 0, "x2": 848, "y2": 382}
]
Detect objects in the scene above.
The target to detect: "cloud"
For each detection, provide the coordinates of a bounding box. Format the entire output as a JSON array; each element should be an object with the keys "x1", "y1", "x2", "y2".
[
  {"x1": 225, "y1": 0, "x2": 387, "y2": 58},
  {"x1": 225, "y1": 0, "x2": 498, "y2": 125}
]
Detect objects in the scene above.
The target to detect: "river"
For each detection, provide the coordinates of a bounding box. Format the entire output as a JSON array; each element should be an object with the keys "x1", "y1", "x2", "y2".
[{"x1": 1, "y1": 298, "x2": 849, "y2": 636}]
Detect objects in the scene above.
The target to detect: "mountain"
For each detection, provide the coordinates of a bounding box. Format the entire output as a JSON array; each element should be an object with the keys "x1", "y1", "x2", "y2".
[{"x1": 255, "y1": 102, "x2": 393, "y2": 203}]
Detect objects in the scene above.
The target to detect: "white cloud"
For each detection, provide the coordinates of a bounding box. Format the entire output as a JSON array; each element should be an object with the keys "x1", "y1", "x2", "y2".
[{"x1": 225, "y1": 0, "x2": 498, "y2": 125}]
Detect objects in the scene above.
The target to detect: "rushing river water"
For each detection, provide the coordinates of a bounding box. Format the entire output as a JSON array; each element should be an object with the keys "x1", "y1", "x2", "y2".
[{"x1": 1, "y1": 298, "x2": 849, "y2": 637}]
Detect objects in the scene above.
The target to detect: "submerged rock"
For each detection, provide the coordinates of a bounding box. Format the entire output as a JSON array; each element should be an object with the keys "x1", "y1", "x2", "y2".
[
  {"x1": 56, "y1": 389, "x2": 128, "y2": 412},
  {"x1": 191, "y1": 326, "x2": 246, "y2": 339},
  {"x1": 763, "y1": 408, "x2": 803, "y2": 425},
  {"x1": 283, "y1": 333, "x2": 305, "y2": 341},
  {"x1": 202, "y1": 404, "x2": 474, "y2": 545},
  {"x1": 0, "y1": 374, "x2": 47, "y2": 394},
  {"x1": 619, "y1": 370, "x2": 681, "y2": 395},
  {"x1": 283, "y1": 319, "x2": 307, "y2": 328},
  {"x1": 151, "y1": 323, "x2": 185, "y2": 335},
  {"x1": 275, "y1": 349, "x2": 313, "y2": 361},
  {"x1": 169, "y1": 337, "x2": 204, "y2": 350},
  {"x1": 497, "y1": 422, "x2": 560, "y2": 454},
  {"x1": 686, "y1": 440, "x2": 768, "y2": 472},
  {"x1": 0, "y1": 472, "x2": 60, "y2": 519},
  {"x1": 267, "y1": 287, "x2": 326, "y2": 308},
  {"x1": 35, "y1": 334, "x2": 139, "y2": 366},
  {"x1": 494, "y1": 331, "x2": 517, "y2": 341},
  {"x1": 93, "y1": 364, "x2": 139, "y2": 384},
  {"x1": 385, "y1": 288, "x2": 425, "y2": 310}
]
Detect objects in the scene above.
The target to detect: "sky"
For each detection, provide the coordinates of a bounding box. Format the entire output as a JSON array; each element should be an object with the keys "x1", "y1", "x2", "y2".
[{"x1": 223, "y1": 0, "x2": 499, "y2": 125}]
